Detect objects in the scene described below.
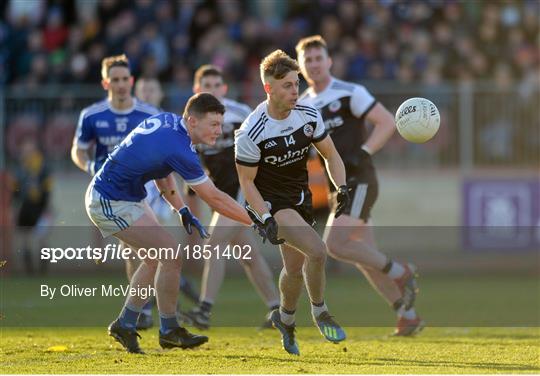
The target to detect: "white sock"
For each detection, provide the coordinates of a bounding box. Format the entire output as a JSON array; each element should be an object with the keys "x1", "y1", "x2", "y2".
[
  {"x1": 279, "y1": 308, "x2": 295, "y2": 326},
  {"x1": 387, "y1": 262, "x2": 405, "y2": 279},
  {"x1": 311, "y1": 302, "x2": 328, "y2": 319},
  {"x1": 398, "y1": 306, "x2": 417, "y2": 320}
]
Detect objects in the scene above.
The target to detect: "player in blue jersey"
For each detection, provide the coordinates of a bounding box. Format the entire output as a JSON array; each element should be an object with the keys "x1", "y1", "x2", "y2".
[
  {"x1": 185, "y1": 65, "x2": 280, "y2": 330},
  {"x1": 85, "y1": 93, "x2": 255, "y2": 354},
  {"x1": 71, "y1": 55, "x2": 160, "y2": 176},
  {"x1": 71, "y1": 56, "x2": 201, "y2": 330}
]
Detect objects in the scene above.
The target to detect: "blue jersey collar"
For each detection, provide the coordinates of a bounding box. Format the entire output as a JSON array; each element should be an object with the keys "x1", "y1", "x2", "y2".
[{"x1": 107, "y1": 98, "x2": 137, "y2": 114}]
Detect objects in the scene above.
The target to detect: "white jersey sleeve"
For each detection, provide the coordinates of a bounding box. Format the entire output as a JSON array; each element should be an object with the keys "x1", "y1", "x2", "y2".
[
  {"x1": 312, "y1": 108, "x2": 327, "y2": 142},
  {"x1": 350, "y1": 85, "x2": 376, "y2": 118},
  {"x1": 234, "y1": 125, "x2": 261, "y2": 166}
]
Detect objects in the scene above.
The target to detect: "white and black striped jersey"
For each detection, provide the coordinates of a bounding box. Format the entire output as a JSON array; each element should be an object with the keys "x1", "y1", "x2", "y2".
[
  {"x1": 300, "y1": 77, "x2": 377, "y2": 173},
  {"x1": 235, "y1": 101, "x2": 327, "y2": 203}
]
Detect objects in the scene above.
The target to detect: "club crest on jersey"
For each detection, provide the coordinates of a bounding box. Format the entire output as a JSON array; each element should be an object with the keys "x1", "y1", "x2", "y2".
[
  {"x1": 264, "y1": 140, "x2": 278, "y2": 149},
  {"x1": 303, "y1": 124, "x2": 314, "y2": 137},
  {"x1": 329, "y1": 100, "x2": 341, "y2": 112}
]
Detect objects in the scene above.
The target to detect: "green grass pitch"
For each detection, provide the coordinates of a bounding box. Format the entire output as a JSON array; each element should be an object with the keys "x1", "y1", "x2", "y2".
[{"x1": 1, "y1": 274, "x2": 539, "y2": 373}]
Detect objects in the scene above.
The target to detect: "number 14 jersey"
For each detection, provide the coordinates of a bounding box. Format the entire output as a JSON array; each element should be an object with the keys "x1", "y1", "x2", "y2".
[{"x1": 235, "y1": 101, "x2": 327, "y2": 203}]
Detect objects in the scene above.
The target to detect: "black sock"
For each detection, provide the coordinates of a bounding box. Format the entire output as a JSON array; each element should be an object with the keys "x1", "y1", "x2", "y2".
[
  {"x1": 269, "y1": 304, "x2": 279, "y2": 312},
  {"x1": 200, "y1": 301, "x2": 213, "y2": 313},
  {"x1": 311, "y1": 300, "x2": 325, "y2": 307},
  {"x1": 392, "y1": 298, "x2": 404, "y2": 311},
  {"x1": 280, "y1": 306, "x2": 296, "y2": 315}
]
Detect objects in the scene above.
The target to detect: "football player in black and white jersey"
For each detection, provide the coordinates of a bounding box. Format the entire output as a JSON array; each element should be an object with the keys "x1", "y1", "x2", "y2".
[
  {"x1": 296, "y1": 35, "x2": 424, "y2": 336},
  {"x1": 185, "y1": 65, "x2": 280, "y2": 330},
  {"x1": 235, "y1": 50, "x2": 350, "y2": 355}
]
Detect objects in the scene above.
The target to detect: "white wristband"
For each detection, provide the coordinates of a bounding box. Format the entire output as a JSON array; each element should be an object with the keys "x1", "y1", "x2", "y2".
[
  {"x1": 261, "y1": 213, "x2": 272, "y2": 222},
  {"x1": 361, "y1": 145, "x2": 373, "y2": 155}
]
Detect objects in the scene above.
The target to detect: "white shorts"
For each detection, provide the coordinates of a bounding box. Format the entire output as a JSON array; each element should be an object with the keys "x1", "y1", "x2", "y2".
[
  {"x1": 85, "y1": 184, "x2": 145, "y2": 238},
  {"x1": 144, "y1": 181, "x2": 172, "y2": 222}
]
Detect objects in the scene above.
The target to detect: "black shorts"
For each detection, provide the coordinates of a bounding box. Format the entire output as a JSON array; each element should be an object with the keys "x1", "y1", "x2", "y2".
[
  {"x1": 331, "y1": 172, "x2": 378, "y2": 221},
  {"x1": 263, "y1": 189, "x2": 315, "y2": 227}
]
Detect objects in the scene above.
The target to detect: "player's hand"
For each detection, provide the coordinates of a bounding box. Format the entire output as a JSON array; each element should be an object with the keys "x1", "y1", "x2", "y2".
[
  {"x1": 179, "y1": 207, "x2": 210, "y2": 239},
  {"x1": 335, "y1": 185, "x2": 350, "y2": 218},
  {"x1": 261, "y1": 217, "x2": 285, "y2": 245}
]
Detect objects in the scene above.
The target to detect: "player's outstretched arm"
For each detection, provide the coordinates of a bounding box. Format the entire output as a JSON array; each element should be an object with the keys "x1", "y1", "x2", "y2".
[
  {"x1": 190, "y1": 179, "x2": 252, "y2": 226},
  {"x1": 235, "y1": 164, "x2": 270, "y2": 221},
  {"x1": 236, "y1": 163, "x2": 284, "y2": 244},
  {"x1": 70, "y1": 143, "x2": 95, "y2": 175},
  {"x1": 155, "y1": 174, "x2": 209, "y2": 238},
  {"x1": 313, "y1": 136, "x2": 346, "y2": 190},
  {"x1": 362, "y1": 103, "x2": 396, "y2": 155},
  {"x1": 154, "y1": 174, "x2": 186, "y2": 210}
]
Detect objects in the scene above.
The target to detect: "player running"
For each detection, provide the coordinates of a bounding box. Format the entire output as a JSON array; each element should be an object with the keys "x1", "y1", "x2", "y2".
[
  {"x1": 235, "y1": 50, "x2": 350, "y2": 355},
  {"x1": 71, "y1": 56, "x2": 202, "y2": 330},
  {"x1": 296, "y1": 35, "x2": 424, "y2": 336},
  {"x1": 185, "y1": 65, "x2": 280, "y2": 330},
  {"x1": 86, "y1": 93, "x2": 256, "y2": 353}
]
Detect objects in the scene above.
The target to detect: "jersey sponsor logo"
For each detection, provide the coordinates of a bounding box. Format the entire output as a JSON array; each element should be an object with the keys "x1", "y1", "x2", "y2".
[
  {"x1": 264, "y1": 140, "x2": 278, "y2": 149},
  {"x1": 98, "y1": 135, "x2": 124, "y2": 151},
  {"x1": 96, "y1": 120, "x2": 109, "y2": 128},
  {"x1": 324, "y1": 116, "x2": 344, "y2": 130},
  {"x1": 303, "y1": 124, "x2": 314, "y2": 137},
  {"x1": 280, "y1": 126, "x2": 294, "y2": 134},
  {"x1": 264, "y1": 146, "x2": 310, "y2": 166},
  {"x1": 329, "y1": 100, "x2": 342, "y2": 112}
]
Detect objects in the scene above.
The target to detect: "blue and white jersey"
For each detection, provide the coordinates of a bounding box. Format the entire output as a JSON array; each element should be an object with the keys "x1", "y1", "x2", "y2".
[
  {"x1": 74, "y1": 98, "x2": 159, "y2": 168},
  {"x1": 93, "y1": 112, "x2": 208, "y2": 202}
]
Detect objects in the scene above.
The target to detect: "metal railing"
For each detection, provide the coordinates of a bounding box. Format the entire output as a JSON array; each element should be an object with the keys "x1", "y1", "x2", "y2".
[{"x1": 1, "y1": 81, "x2": 538, "y2": 171}]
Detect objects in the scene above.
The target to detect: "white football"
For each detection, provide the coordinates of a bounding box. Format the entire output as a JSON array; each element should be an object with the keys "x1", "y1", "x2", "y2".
[{"x1": 395, "y1": 97, "x2": 440, "y2": 143}]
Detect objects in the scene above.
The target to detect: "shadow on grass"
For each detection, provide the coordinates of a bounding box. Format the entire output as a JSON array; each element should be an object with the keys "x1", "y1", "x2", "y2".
[{"x1": 375, "y1": 357, "x2": 540, "y2": 372}]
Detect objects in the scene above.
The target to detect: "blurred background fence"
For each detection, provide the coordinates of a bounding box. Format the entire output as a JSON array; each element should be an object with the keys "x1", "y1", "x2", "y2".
[{"x1": 2, "y1": 81, "x2": 538, "y2": 171}]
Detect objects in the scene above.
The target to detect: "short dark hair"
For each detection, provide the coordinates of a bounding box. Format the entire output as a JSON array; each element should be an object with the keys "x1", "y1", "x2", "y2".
[
  {"x1": 101, "y1": 54, "x2": 130, "y2": 79},
  {"x1": 183, "y1": 93, "x2": 225, "y2": 119},
  {"x1": 260, "y1": 49, "x2": 299, "y2": 83},
  {"x1": 295, "y1": 35, "x2": 328, "y2": 55},
  {"x1": 194, "y1": 64, "x2": 223, "y2": 86}
]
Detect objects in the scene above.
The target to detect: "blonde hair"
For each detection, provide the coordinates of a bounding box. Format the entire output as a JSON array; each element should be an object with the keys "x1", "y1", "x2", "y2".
[
  {"x1": 259, "y1": 49, "x2": 299, "y2": 83},
  {"x1": 101, "y1": 54, "x2": 130, "y2": 80}
]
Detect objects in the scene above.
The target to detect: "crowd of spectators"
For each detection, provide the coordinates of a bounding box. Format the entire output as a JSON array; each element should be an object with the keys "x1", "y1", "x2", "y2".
[
  {"x1": 2, "y1": 0, "x2": 538, "y2": 92},
  {"x1": 1, "y1": 0, "x2": 538, "y2": 168}
]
